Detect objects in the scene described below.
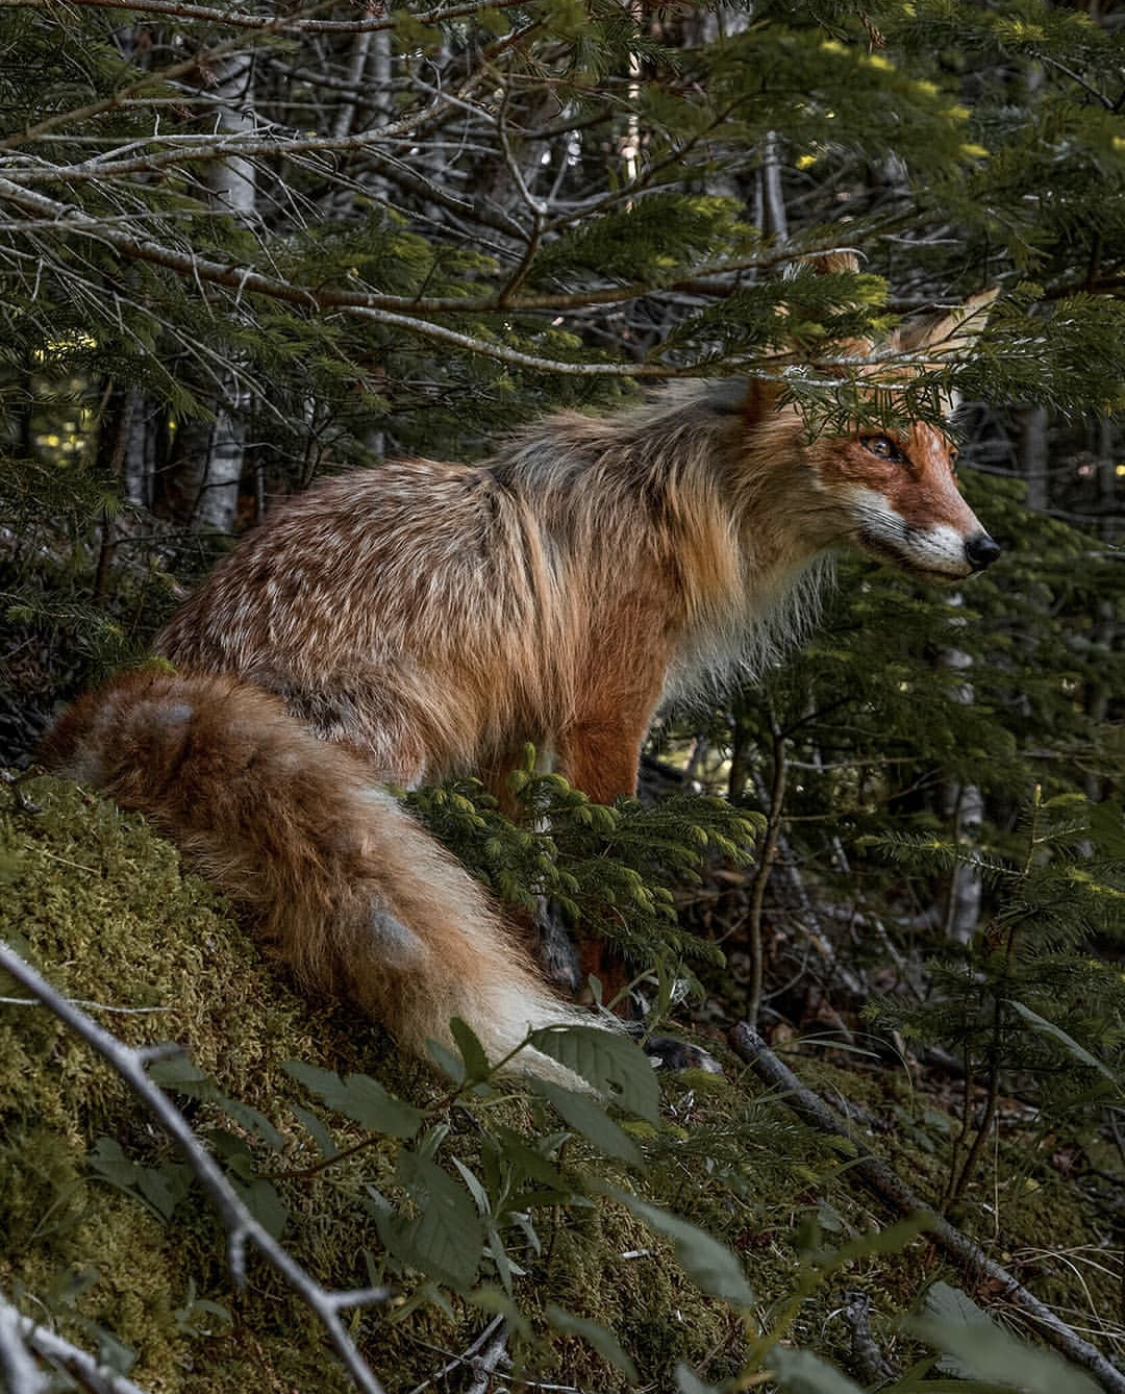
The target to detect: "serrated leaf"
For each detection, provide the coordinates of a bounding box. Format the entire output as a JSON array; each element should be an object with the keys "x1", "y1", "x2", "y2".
[
  {"x1": 923, "y1": 1280, "x2": 992, "y2": 1328},
  {"x1": 467, "y1": 1286, "x2": 533, "y2": 1340},
  {"x1": 89, "y1": 1137, "x2": 136, "y2": 1186},
  {"x1": 136, "y1": 1167, "x2": 178, "y2": 1222},
  {"x1": 426, "y1": 1037, "x2": 466, "y2": 1084},
  {"x1": 290, "y1": 1104, "x2": 337, "y2": 1159},
  {"x1": 546, "y1": 1304, "x2": 638, "y2": 1383},
  {"x1": 531, "y1": 1080, "x2": 642, "y2": 1165},
  {"x1": 910, "y1": 1295, "x2": 1099, "y2": 1394},
  {"x1": 451, "y1": 1017, "x2": 491, "y2": 1083},
  {"x1": 675, "y1": 1364, "x2": 722, "y2": 1394},
  {"x1": 528, "y1": 1025, "x2": 659, "y2": 1122},
  {"x1": 148, "y1": 1054, "x2": 209, "y2": 1088},
  {"x1": 606, "y1": 1187, "x2": 753, "y2": 1308},
  {"x1": 1009, "y1": 1001, "x2": 1117, "y2": 1083},
  {"x1": 284, "y1": 1060, "x2": 422, "y2": 1138},
  {"x1": 149, "y1": 1054, "x2": 284, "y2": 1148},
  {"x1": 233, "y1": 1178, "x2": 288, "y2": 1240},
  {"x1": 772, "y1": 1348, "x2": 866, "y2": 1394},
  {"x1": 389, "y1": 1152, "x2": 484, "y2": 1289},
  {"x1": 492, "y1": 1125, "x2": 574, "y2": 1194}
]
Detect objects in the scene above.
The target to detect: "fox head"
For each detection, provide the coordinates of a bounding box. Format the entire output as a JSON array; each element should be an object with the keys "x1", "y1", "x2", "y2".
[{"x1": 750, "y1": 280, "x2": 1001, "y2": 583}]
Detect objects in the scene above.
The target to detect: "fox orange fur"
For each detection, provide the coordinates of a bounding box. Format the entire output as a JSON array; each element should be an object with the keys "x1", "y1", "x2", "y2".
[{"x1": 41, "y1": 287, "x2": 1000, "y2": 1075}]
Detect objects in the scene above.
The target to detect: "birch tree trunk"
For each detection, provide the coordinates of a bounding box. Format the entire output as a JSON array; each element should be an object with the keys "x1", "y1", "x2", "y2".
[{"x1": 178, "y1": 53, "x2": 258, "y2": 534}]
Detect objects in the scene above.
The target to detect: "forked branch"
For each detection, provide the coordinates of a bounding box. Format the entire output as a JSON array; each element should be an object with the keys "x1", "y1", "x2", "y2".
[{"x1": 0, "y1": 940, "x2": 391, "y2": 1394}]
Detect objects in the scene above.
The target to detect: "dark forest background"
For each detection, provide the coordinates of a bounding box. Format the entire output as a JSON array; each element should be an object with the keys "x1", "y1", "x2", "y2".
[{"x1": 2, "y1": 3, "x2": 1125, "y2": 1392}]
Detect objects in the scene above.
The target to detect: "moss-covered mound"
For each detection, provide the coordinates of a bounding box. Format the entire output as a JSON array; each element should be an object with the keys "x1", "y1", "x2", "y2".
[
  {"x1": 0, "y1": 778, "x2": 778, "y2": 1392},
  {"x1": 4, "y1": 777, "x2": 1118, "y2": 1392}
]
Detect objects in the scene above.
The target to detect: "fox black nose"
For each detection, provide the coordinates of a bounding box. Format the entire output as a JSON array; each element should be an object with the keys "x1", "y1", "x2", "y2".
[{"x1": 965, "y1": 533, "x2": 1001, "y2": 571}]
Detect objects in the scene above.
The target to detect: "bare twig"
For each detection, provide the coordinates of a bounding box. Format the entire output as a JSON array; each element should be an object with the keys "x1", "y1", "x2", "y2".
[
  {"x1": 1, "y1": 1294, "x2": 151, "y2": 1394},
  {"x1": 0, "y1": 939, "x2": 391, "y2": 1394},
  {"x1": 408, "y1": 1316, "x2": 507, "y2": 1394},
  {"x1": 0, "y1": 0, "x2": 529, "y2": 35},
  {"x1": 0, "y1": 1293, "x2": 47, "y2": 1394}
]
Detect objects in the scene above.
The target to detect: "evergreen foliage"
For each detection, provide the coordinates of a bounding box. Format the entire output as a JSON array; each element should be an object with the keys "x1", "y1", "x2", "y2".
[{"x1": 2, "y1": 0, "x2": 1124, "y2": 1387}]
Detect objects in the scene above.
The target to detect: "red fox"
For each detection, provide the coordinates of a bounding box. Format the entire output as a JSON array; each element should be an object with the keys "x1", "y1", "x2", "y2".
[{"x1": 40, "y1": 284, "x2": 999, "y2": 1075}]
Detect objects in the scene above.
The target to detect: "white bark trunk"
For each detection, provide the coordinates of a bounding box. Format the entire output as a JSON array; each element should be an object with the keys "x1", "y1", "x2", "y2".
[{"x1": 186, "y1": 53, "x2": 257, "y2": 533}]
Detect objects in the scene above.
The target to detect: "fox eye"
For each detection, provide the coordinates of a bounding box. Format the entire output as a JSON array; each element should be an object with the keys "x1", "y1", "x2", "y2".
[{"x1": 861, "y1": 435, "x2": 904, "y2": 462}]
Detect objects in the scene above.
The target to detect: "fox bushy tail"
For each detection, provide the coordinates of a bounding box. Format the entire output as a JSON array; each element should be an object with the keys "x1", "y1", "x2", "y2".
[{"x1": 39, "y1": 668, "x2": 594, "y2": 1075}]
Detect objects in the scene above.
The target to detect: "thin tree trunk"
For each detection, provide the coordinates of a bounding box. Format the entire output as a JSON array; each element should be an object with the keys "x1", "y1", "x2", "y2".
[
  {"x1": 941, "y1": 595, "x2": 983, "y2": 945},
  {"x1": 179, "y1": 53, "x2": 257, "y2": 533},
  {"x1": 1018, "y1": 405, "x2": 1050, "y2": 513}
]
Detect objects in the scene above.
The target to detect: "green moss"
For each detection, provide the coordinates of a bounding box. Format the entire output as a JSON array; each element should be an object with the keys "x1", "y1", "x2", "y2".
[
  {"x1": 7, "y1": 777, "x2": 1109, "y2": 1390},
  {"x1": 0, "y1": 778, "x2": 770, "y2": 1392}
]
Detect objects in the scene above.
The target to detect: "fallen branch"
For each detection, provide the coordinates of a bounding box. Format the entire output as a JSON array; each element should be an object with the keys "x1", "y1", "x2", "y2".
[
  {"x1": 0, "y1": 940, "x2": 392, "y2": 1394},
  {"x1": 0, "y1": 1293, "x2": 47, "y2": 1394},
  {"x1": 0, "y1": 1292, "x2": 151, "y2": 1394},
  {"x1": 728, "y1": 1020, "x2": 1125, "y2": 1394}
]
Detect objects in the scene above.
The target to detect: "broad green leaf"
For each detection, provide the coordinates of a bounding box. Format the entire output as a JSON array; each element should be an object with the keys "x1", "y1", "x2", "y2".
[
  {"x1": 426, "y1": 1037, "x2": 466, "y2": 1084},
  {"x1": 389, "y1": 1151, "x2": 484, "y2": 1289},
  {"x1": 911, "y1": 1288, "x2": 1099, "y2": 1394},
  {"x1": 89, "y1": 1137, "x2": 136, "y2": 1187},
  {"x1": 290, "y1": 1104, "x2": 337, "y2": 1159},
  {"x1": 492, "y1": 1125, "x2": 575, "y2": 1194},
  {"x1": 676, "y1": 1365, "x2": 722, "y2": 1394},
  {"x1": 531, "y1": 1080, "x2": 642, "y2": 1166},
  {"x1": 528, "y1": 1025, "x2": 660, "y2": 1122},
  {"x1": 150, "y1": 1054, "x2": 284, "y2": 1149},
  {"x1": 467, "y1": 1286, "x2": 533, "y2": 1340},
  {"x1": 232, "y1": 1178, "x2": 288, "y2": 1240},
  {"x1": 284, "y1": 1060, "x2": 422, "y2": 1138},
  {"x1": 606, "y1": 1187, "x2": 754, "y2": 1308},
  {"x1": 546, "y1": 1304, "x2": 638, "y2": 1383},
  {"x1": 451, "y1": 1017, "x2": 491, "y2": 1083},
  {"x1": 772, "y1": 1348, "x2": 866, "y2": 1394},
  {"x1": 1009, "y1": 1001, "x2": 1117, "y2": 1083}
]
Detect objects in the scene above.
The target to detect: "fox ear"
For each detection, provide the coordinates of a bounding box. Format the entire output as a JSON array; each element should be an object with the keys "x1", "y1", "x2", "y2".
[
  {"x1": 889, "y1": 287, "x2": 999, "y2": 356},
  {"x1": 807, "y1": 250, "x2": 861, "y2": 277}
]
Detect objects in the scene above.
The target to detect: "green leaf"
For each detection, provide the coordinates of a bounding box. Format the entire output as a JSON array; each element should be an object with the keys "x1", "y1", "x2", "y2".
[
  {"x1": 1009, "y1": 1001, "x2": 1118, "y2": 1083},
  {"x1": 386, "y1": 1151, "x2": 484, "y2": 1289},
  {"x1": 771, "y1": 1348, "x2": 866, "y2": 1394},
  {"x1": 530, "y1": 1080, "x2": 643, "y2": 1166},
  {"x1": 149, "y1": 1053, "x2": 284, "y2": 1149},
  {"x1": 605, "y1": 1187, "x2": 754, "y2": 1308},
  {"x1": 466, "y1": 1286, "x2": 533, "y2": 1340},
  {"x1": 233, "y1": 1178, "x2": 288, "y2": 1240},
  {"x1": 546, "y1": 1304, "x2": 638, "y2": 1383},
  {"x1": 492, "y1": 1125, "x2": 575, "y2": 1195},
  {"x1": 911, "y1": 1284, "x2": 1099, "y2": 1394},
  {"x1": 675, "y1": 1366, "x2": 722, "y2": 1394},
  {"x1": 528, "y1": 1025, "x2": 660, "y2": 1122},
  {"x1": 284, "y1": 1060, "x2": 423, "y2": 1138},
  {"x1": 451, "y1": 1017, "x2": 491, "y2": 1083},
  {"x1": 426, "y1": 1037, "x2": 466, "y2": 1084},
  {"x1": 290, "y1": 1103, "x2": 337, "y2": 1159}
]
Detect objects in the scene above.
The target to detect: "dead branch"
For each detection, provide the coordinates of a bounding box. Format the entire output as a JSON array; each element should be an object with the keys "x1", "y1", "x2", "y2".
[
  {"x1": 0, "y1": 1293, "x2": 47, "y2": 1394},
  {"x1": 0, "y1": 939, "x2": 392, "y2": 1394},
  {"x1": 1, "y1": 1292, "x2": 151, "y2": 1394}
]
